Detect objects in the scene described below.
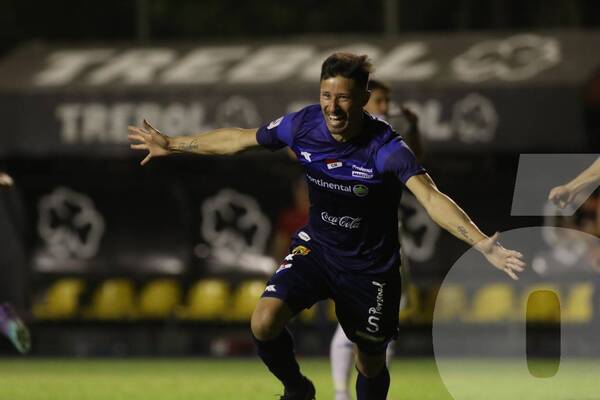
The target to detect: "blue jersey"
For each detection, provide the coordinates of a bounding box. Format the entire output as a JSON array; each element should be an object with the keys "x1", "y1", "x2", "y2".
[{"x1": 256, "y1": 104, "x2": 426, "y2": 273}]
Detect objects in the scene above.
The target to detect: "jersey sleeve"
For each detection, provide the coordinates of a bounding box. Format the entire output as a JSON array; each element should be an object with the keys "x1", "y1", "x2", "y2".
[
  {"x1": 256, "y1": 112, "x2": 296, "y2": 151},
  {"x1": 375, "y1": 137, "x2": 426, "y2": 184}
]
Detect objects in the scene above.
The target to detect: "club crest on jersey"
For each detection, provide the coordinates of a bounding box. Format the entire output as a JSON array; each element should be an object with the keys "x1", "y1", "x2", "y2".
[
  {"x1": 267, "y1": 116, "x2": 284, "y2": 129},
  {"x1": 291, "y1": 245, "x2": 311, "y2": 256},
  {"x1": 326, "y1": 159, "x2": 343, "y2": 170}
]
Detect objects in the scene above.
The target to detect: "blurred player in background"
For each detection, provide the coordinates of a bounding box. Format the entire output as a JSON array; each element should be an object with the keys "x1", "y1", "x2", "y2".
[
  {"x1": 0, "y1": 171, "x2": 31, "y2": 354},
  {"x1": 549, "y1": 157, "x2": 600, "y2": 208},
  {"x1": 329, "y1": 79, "x2": 422, "y2": 400},
  {"x1": 549, "y1": 157, "x2": 600, "y2": 269},
  {"x1": 271, "y1": 176, "x2": 310, "y2": 262},
  {"x1": 0, "y1": 171, "x2": 14, "y2": 187},
  {"x1": 129, "y1": 53, "x2": 525, "y2": 400}
]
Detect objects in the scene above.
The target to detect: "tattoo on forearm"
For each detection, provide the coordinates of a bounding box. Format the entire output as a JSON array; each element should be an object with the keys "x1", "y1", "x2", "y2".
[
  {"x1": 176, "y1": 138, "x2": 199, "y2": 152},
  {"x1": 457, "y1": 225, "x2": 473, "y2": 243}
]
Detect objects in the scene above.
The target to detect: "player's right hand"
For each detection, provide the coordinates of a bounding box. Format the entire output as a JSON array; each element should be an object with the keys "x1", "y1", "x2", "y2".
[
  {"x1": 548, "y1": 185, "x2": 574, "y2": 209},
  {"x1": 0, "y1": 172, "x2": 13, "y2": 187},
  {"x1": 128, "y1": 119, "x2": 171, "y2": 166}
]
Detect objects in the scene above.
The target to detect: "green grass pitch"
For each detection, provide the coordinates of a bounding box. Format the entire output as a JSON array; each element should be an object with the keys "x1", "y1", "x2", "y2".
[{"x1": 0, "y1": 357, "x2": 597, "y2": 399}]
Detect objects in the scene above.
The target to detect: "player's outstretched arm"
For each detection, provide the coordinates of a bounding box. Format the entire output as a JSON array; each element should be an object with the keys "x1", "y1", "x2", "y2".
[
  {"x1": 0, "y1": 171, "x2": 13, "y2": 187},
  {"x1": 406, "y1": 173, "x2": 525, "y2": 280},
  {"x1": 128, "y1": 120, "x2": 259, "y2": 165},
  {"x1": 548, "y1": 157, "x2": 600, "y2": 208}
]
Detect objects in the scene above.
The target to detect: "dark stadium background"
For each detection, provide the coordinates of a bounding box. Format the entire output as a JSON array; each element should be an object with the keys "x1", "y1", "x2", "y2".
[{"x1": 0, "y1": 0, "x2": 599, "y2": 362}]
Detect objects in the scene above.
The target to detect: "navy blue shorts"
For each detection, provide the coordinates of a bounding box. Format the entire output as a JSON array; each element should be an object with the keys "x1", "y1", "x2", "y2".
[{"x1": 261, "y1": 238, "x2": 401, "y2": 355}]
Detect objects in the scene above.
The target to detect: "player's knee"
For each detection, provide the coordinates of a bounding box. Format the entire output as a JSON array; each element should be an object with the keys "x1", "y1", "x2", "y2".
[
  {"x1": 251, "y1": 310, "x2": 278, "y2": 340},
  {"x1": 250, "y1": 299, "x2": 288, "y2": 341},
  {"x1": 356, "y1": 350, "x2": 386, "y2": 378}
]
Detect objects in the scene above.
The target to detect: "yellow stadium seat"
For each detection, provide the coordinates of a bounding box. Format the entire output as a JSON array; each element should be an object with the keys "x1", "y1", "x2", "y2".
[
  {"x1": 227, "y1": 280, "x2": 267, "y2": 321},
  {"x1": 433, "y1": 285, "x2": 468, "y2": 322},
  {"x1": 138, "y1": 279, "x2": 181, "y2": 319},
  {"x1": 33, "y1": 278, "x2": 85, "y2": 319},
  {"x1": 84, "y1": 279, "x2": 136, "y2": 320},
  {"x1": 563, "y1": 283, "x2": 594, "y2": 323},
  {"x1": 179, "y1": 279, "x2": 230, "y2": 320},
  {"x1": 466, "y1": 283, "x2": 515, "y2": 323},
  {"x1": 298, "y1": 304, "x2": 317, "y2": 323},
  {"x1": 399, "y1": 285, "x2": 421, "y2": 322},
  {"x1": 326, "y1": 299, "x2": 337, "y2": 322},
  {"x1": 523, "y1": 285, "x2": 561, "y2": 323}
]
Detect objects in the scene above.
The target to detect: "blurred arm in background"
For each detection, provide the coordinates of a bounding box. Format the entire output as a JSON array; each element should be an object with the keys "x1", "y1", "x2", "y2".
[
  {"x1": 549, "y1": 157, "x2": 600, "y2": 208},
  {"x1": 128, "y1": 120, "x2": 258, "y2": 165},
  {"x1": 0, "y1": 171, "x2": 14, "y2": 187},
  {"x1": 398, "y1": 107, "x2": 423, "y2": 162}
]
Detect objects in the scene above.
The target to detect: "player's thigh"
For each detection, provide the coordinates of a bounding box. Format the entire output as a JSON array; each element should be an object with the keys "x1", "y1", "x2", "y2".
[
  {"x1": 334, "y1": 266, "x2": 401, "y2": 356},
  {"x1": 261, "y1": 243, "x2": 331, "y2": 316}
]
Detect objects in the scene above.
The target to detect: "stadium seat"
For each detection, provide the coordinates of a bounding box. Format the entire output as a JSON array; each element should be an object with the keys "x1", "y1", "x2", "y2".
[
  {"x1": 466, "y1": 283, "x2": 515, "y2": 323},
  {"x1": 523, "y1": 285, "x2": 561, "y2": 323},
  {"x1": 563, "y1": 282, "x2": 594, "y2": 323},
  {"x1": 138, "y1": 279, "x2": 182, "y2": 319},
  {"x1": 433, "y1": 285, "x2": 468, "y2": 322},
  {"x1": 399, "y1": 285, "x2": 421, "y2": 322},
  {"x1": 326, "y1": 299, "x2": 337, "y2": 322},
  {"x1": 227, "y1": 280, "x2": 266, "y2": 321},
  {"x1": 179, "y1": 279, "x2": 230, "y2": 320},
  {"x1": 84, "y1": 279, "x2": 136, "y2": 320},
  {"x1": 298, "y1": 304, "x2": 317, "y2": 323},
  {"x1": 32, "y1": 278, "x2": 85, "y2": 319}
]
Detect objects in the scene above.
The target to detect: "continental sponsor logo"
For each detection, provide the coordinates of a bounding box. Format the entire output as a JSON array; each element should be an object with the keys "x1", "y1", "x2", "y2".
[
  {"x1": 306, "y1": 174, "x2": 351, "y2": 193},
  {"x1": 306, "y1": 174, "x2": 369, "y2": 197}
]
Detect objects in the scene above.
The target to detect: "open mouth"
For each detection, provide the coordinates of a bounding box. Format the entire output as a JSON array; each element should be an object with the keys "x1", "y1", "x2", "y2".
[{"x1": 327, "y1": 114, "x2": 346, "y2": 128}]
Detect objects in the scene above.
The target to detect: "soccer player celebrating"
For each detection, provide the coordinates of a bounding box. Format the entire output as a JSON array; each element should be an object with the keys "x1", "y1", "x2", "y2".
[
  {"x1": 329, "y1": 79, "x2": 420, "y2": 400},
  {"x1": 549, "y1": 157, "x2": 600, "y2": 208},
  {"x1": 129, "y1": 53, "x2": 525, "y2": 400}
]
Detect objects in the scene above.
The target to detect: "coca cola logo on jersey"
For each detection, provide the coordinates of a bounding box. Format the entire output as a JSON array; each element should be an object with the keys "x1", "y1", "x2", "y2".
[{"x1": 321, "y1": 211, "x2": 362, "y2": 229}]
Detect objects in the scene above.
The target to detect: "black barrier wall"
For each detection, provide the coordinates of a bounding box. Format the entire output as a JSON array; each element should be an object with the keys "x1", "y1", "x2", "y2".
[{"x1": 0, "y1": 31, "x2": 598, "y2": 157}]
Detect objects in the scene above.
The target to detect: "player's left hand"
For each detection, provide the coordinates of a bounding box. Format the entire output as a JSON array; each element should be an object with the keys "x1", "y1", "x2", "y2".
[
  {"x1": 478, "y1": 232, "x2": 526, "y2": 280},
  {"x1": 0, "y1": 172, "x2": 14, "y2": 188}
]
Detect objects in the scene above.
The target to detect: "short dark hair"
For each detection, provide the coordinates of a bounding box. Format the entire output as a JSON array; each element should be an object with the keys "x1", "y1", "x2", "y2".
[
  {"x1": 367, "y1": 79, "x2": 390, "y2": 93},
  {"x1": 320, "y1": 53, "x2": 373, "y2": 89}
]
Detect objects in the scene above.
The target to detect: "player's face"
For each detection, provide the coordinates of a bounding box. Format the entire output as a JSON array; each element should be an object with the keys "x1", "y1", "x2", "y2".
[
  {"x1": 320, "y1": 76, "x2": 369, "y2": 136},
  {"x1": 364, "y1": 88, "x2": 390, "y2": 118}
]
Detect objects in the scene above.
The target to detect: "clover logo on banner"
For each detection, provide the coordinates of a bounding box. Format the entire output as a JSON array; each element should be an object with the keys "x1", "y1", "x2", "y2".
[
  {"x1": 37, "y1": 187, "x2": 105, "y2": 260},
  {"x1": 452, "y1": 34, "x2": 561, "y2": 82},
  {"x1": 201, "y1": 188, "x2": 271, "y2": 263}
]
